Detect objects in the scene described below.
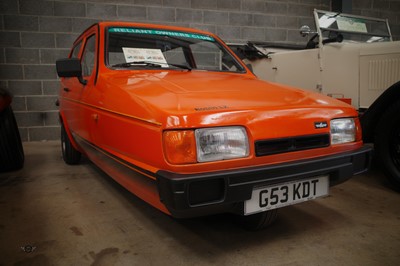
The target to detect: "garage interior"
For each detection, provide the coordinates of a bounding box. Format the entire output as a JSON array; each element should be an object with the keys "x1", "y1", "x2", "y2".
[
  {"x1": 1, "y1": 0, "x2": 400, "y2": 265},
  {"x1": 1, "y1": 143, "x2": 399, "y2": 265}
]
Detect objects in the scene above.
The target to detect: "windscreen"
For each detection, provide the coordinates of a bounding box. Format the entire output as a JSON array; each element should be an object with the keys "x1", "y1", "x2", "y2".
[
  {"x1": 316, "y1": 10, "x2": 392, "y2": 43},
  {"x1": 106, "y1": 27, "x2": 245, "y2": 73}
]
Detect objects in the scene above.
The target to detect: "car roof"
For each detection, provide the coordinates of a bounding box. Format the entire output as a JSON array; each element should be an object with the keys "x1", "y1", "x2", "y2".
[
  {"x1": 100, "y1": 21, "x2": 214, "y2": 35},
  {"x1": 74, "y1": 21, "x2": 216, "y2": 45}
]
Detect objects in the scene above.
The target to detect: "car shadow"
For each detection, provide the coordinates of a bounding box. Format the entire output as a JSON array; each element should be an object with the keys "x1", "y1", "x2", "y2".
[{"x1": 88, "y1": 159, "x2": 351, "y2": 255}]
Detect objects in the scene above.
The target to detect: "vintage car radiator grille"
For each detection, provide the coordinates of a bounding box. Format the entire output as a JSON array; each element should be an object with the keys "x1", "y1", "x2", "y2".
[
  {"x1": 368, "y1": 58, "x2": 400, "y2": 91},
  {"x1": 255, "y1": 134, "x2": 330, "y2": 156}
]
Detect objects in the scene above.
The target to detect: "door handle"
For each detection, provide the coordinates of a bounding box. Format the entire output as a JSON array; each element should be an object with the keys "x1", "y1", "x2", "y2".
[
  {"x1": 63, "y1": 88, "x2": 70, "y2": 92},
  {"x1": 92, "y1": 114, "x2": 99, "y2": 122}
]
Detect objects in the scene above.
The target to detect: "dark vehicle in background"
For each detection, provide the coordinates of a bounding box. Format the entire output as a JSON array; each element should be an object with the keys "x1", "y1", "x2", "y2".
[{"x1": 0, "y1": 88, "x2": 24, "y2": 172}]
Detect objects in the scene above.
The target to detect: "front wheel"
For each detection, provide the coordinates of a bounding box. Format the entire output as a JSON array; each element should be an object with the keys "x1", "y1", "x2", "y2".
[
  {"x1": 235, "y1": 209, "x2": 278, "y2": 230},
  {"x1": 375, "y1": 101, "x2": 400, "y2": 189},
  {"x1": 61, "y1": 122, "x2": 81, "y2": 165}
]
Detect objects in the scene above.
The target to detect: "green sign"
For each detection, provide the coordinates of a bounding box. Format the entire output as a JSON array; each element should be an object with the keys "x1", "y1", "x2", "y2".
[{"x1": 109, "y1": 27, "x2": 215, "y2": 42}]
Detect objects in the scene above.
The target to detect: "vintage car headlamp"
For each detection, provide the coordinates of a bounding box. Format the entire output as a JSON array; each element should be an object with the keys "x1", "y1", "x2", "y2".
[
  {"x1": 195, "y1": 126, "x2": 249, "y2": 162},
  {"x1": 330, "y1": 118, "x2": 356, "y2": 144}
]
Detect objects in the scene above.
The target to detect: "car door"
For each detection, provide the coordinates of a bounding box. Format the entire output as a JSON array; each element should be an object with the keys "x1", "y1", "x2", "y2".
[
  {"x1": 61, "y1": 27, "x2": 98, "y2": 143},
  {"x1": 77, "y1": 32, "x2": 98, "y2": 143},
  {"x1": 60, "y1": 39, "x2": 85, "y2": 138}
]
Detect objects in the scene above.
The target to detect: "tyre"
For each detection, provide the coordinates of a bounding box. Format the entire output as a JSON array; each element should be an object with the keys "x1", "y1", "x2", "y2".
[
  {"x1": 375, "y1": 101, "x2": 400, "y2": 190},
  {"x1": 0, "y1": 106, "x2": 24, "y2": 172},
  {"x1": 61, "y1": 122, "x2": 81, "y2": 165},
  {"x1": 235, "y1": 209, "x2": 278, "y2": 231}
]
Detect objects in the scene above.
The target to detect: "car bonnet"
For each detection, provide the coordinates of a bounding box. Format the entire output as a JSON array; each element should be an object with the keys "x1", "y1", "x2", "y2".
[{"x1": 97, "y1": 70, "x2": 357, "y2": 130}]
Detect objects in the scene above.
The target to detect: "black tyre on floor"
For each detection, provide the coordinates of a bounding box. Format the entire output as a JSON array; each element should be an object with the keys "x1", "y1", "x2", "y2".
[
  {"x1": 375, "y1": 101, "x2": 400, "y2": 190},
  {"x1": 61, "y1": 122, "x2": 81, "y2": 165},
  {"x1": 0, "y1": 106, "x2": 24, "y2": 172},
  {"x1": 235, "y1": 209, "x2": 278, "y2": 231}
]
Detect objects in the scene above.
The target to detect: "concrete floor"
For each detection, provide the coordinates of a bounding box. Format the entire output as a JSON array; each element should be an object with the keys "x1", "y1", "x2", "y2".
[{"x1": 0, "y1": 141, "x2": 399, "y2": 266}]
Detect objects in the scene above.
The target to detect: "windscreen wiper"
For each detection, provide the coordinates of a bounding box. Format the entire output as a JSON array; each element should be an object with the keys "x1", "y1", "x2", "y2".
[
  {"x1": 112, "y1": 61, "x2": 192, "y2": 71},
  {"x1": 167, "y1": 63, "x2": 192, "y2": 71},
  {"x1": 112, "y1": 61, "x2": 162, "y2": 68}
]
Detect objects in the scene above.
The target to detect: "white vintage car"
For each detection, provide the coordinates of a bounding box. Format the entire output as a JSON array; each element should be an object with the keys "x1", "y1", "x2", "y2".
[{"x1": 230, "y1": 10, "x2": 400, "y2": 189}]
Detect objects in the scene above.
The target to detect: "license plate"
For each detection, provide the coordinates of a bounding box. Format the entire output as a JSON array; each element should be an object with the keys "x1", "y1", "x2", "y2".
[{"x1": 244, "y1": 176, "x2": 329, "y2": 215}]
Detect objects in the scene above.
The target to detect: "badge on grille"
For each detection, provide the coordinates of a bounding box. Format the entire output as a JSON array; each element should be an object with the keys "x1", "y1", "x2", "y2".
[{"x1": 314, "y1": 121, "x2": 328, "y2": 129}]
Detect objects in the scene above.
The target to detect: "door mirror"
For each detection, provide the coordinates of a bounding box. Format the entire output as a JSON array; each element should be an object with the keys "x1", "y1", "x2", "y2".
[
  {"x1": 56, "y1": 58, "x2": 82, "y2": 77},
  {"x1": 56, "y1": 58, "x2": 87, "y2": 85},
  {"x1": 299, "y1": 25, "x2": 317, "y2": 37}
]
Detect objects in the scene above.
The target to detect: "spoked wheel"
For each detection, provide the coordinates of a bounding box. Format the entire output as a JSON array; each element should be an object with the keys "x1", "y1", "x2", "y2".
[
  {"x1": 375, "y1": 101, "x2": 400, "y2": 190},
  {"x1": 61, "y1": 122, "x2": 81, "y2": 165},
  {"x1": 235, "y1": 209, "x2": 278, "y2": 231}
]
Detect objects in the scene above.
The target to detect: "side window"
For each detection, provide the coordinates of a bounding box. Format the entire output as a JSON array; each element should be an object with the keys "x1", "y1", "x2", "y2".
[
  {"x1": 70, "y1": 41, "x2": 82, "y2": 58},
  {"x1": 81, "y1": 35, "x2": 96, "y2": 77}
]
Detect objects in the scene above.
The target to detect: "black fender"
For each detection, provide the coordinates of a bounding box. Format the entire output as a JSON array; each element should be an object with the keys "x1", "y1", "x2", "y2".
[{"x1": 361, "y1": 81, "x2": 400, "y2": 143}]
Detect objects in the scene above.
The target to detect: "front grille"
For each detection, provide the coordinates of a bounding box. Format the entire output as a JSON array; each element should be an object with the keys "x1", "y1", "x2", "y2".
[{"x1": 255, "y1": 134, "x2": 330, "y2": 156}]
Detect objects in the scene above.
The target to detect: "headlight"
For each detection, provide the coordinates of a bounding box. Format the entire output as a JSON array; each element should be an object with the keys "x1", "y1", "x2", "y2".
[
  {"x1": 195, "y1": 126, "x2": 249, "y2": 162},
  {"x1": 163, "y1": 126, "x2": 249, "y2": 164},
  {"x1": 330, "y1": 118, "x2": 356, "y2": 144}
]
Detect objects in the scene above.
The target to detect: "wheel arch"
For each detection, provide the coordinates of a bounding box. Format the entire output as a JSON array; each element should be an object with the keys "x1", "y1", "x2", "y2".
[
  {"x1": 361, "y1": 81, "x2": 400, "y2": 143},
  {"x1": 59, "y1": 111, "x2": 82, "y2": 152}
]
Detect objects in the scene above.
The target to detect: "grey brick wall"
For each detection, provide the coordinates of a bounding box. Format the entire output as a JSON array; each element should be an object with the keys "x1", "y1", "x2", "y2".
[
  {"x1": 352, "y1": 0, "x2": 400, "y2": 38},
  {"x1": 0, "y1": 0, "x2": 399, "y2": 141}
]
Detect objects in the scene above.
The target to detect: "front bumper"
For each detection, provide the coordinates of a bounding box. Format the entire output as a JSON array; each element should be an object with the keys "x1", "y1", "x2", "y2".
[{"x1": 156, "y1": 145, "x2": 372, "y2": 218}]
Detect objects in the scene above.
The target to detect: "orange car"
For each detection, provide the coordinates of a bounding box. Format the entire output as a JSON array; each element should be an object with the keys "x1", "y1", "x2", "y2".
[{"x1": 56, "y1": 22, "x2": 371, "y2": 230}]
